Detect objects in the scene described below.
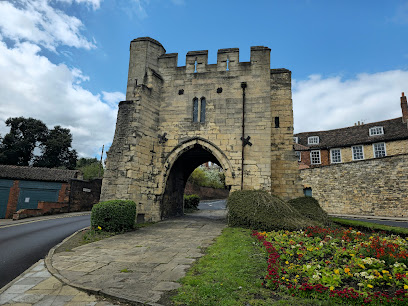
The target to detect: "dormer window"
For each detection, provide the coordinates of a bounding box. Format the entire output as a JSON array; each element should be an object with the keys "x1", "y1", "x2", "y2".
[
  {"x1": 369, "y1": 126, "x2": 384, "y2": 136},
  {"x1": 293, "y1": 137, "x2": 298, "y2": 144},
  {"x1": 308, "y1": 136, "x2": 319, "y2": 145}
]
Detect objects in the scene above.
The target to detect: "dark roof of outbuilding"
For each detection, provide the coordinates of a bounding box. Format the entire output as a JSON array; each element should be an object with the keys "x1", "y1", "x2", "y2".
[
  {"x1": 294, "y1": 117, "x2": 408, "y2": 149},
  {"x1": 0, "y1": 165, "x2": 80, "y2": 182}
]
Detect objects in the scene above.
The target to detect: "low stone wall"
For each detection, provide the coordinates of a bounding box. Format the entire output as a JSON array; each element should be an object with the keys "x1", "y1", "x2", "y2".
[
  {"x1": 69, "y1": 179, "x2": 102, "y2": 212},
  {"x1": 184, "y1": 182, "x2": 229, "y2": 200},
  {"x1": 300, "y1": 154, "x2": 408, "y2": 218}
]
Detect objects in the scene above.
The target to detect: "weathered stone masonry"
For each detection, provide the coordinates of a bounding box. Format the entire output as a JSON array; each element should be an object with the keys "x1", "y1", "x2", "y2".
[
  {"x1": 101, "y1": 37, "x2": 302, "y2": 221},
  {"x1": 300, "y1": 154, "x2": 408, "y2": 217}
]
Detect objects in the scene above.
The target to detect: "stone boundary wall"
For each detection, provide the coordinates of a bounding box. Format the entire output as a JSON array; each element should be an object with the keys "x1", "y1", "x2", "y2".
[{"x1": 300, "y1": 153, "x2": 408, "y2": 218}]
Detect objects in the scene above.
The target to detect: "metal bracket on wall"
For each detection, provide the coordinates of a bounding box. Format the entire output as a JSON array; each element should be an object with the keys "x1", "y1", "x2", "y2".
[
  {"x1": 241, "y1": 136, "x2": 252, "y2": 147},
  {"x1": 158, "y1": 133, "x2": 168, "y2": 144}
]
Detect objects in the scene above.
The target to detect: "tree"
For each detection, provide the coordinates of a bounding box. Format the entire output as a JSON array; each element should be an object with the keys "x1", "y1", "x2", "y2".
[
  {"x1": 34, "y1": 126, "x2": 77, "y2": 169},
  {"x1": 76, "y1": 157, "x2": 104, "y2": 180},
  {"x1": 0, "y1": 117, "x2": 47, "y2": 166}
]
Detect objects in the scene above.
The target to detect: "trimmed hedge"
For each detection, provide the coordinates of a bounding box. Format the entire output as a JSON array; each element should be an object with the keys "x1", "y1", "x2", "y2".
[
  {"x1": 184, "y1": 194, "x2": 200, "y2": 209},
  {"x1": 227, "y1": 190, "x2": 313, "y2": 231},
  {"x1": 288, "y1": 196, "x2": 330, "y2": 225},
  {"x1": 91, "y1": 200, "x2": 136, "y2": 232}
]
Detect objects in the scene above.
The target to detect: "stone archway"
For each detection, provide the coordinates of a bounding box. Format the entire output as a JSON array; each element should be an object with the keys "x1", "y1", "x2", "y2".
[{"x1": 160, "y1": 138, "x2": 233, "y2": 219}]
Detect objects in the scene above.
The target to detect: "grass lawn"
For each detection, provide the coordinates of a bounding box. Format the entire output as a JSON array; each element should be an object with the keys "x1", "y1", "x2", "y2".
[{"x1": 171, "y1": 227, "x2": 333, "y2": 305}]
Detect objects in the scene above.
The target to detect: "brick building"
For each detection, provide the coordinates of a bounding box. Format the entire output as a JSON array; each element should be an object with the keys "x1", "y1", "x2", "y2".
[
  {"x1": 294, "y1": 92, "x2": 408, "y2": 168},
  {"x1": 0, "y1": 165, "x2": 101, "y2": 219}
]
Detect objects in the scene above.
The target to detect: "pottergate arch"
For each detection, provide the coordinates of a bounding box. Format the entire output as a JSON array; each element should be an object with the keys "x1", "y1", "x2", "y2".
[
  {"x1": 160, "y1": 138, "x2": 233, "y2": 218},
  {"x1": 101, "y1": 37, "x2": 302, "y2": 222}
]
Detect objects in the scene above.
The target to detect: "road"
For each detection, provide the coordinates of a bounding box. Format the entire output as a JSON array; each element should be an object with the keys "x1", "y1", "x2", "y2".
[
  {"x1": 338, "y1": 217, "x2": 408, "y2": 228},
  {"x1": 0, "y1": 214, "x2": 90, "y2": 289},
  {"x1": 198, "y1": 199, "x2": 226, "y2": 210}
]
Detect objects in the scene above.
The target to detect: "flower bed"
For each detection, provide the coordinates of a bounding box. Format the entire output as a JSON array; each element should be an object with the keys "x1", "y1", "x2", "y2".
[{"x1": 253, "y1": 226, "x2": 408, "y2": 305}]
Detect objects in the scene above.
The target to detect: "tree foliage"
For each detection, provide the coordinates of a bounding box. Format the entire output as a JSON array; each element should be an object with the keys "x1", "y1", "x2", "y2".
[
  {"x1": 0, "y1": 117, "x2": 77, "y2": 169},
  {"x1": 34, "y1": 126, "x2": 77, "y2": 169},
  {"x1": 188, "y1": 165, "x2": 226, "y2": 189},
  {"x1": 0, "y1": 117, "x2": 47, "y2": 166},
  {"x1": 76, "y1": 158, "x2": 104, "y2": 180}
]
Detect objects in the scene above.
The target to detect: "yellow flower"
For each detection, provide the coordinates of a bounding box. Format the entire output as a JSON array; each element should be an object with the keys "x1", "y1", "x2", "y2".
[
  {"x1": 293, "y1": 279, "x2": 298, "y2": 283},
  {"x1": 296, "y1": 275, "x2": 299, "y2": 278},
  {"x1": 282, "y1": 277, "x2": 285, "y2": 280},
  {"x1": 334, "y1": 269, "x2": 340, "y2": 274},
  {"x1": 404, "y1": 285, "x2": 408, "y2": 290},
  {"x1": 382, "y1": 270, "x2": 389, "y2": 274},
  {"x1": 330, "y1": 286, "x2": 334, "y2": 291},
  {"x1": 285, "y1": 261, "x2": 289, "y2": 265},
  {"x1": 97, "y1": 226, "x2": 102, "y2": 230},
  {"x1": 344, "y1": 268, "x2": 350, "y2": 273},
  {"x1": 367, "y1": 284, "x2": 373, "y2": 288},
  {"x1": 350, "y1": 254, "x2": 355, "y2": 257},
  {"x1": 358, "y1": 264, "x2": 366, "y2": 269}
]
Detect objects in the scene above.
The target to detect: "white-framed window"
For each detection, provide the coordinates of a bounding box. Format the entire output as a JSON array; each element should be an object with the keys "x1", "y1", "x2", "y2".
[
  {"x1": 308, "y1": 136, "x2": 319, "y2": 145},
  {"x1": 330, "y1": 148, "x2": 342, "y2": 163},
  {"x1": 295, "y1": 151, "x2": 301, "y2": 161},
  {"x1": 369, "y1": 126, "x2": 384, "y2": 136},
  {"x1": 352, "y1": 145, "x2": 364, "y2": 160},
  {"x1": 293, "y1": 137, "x2": 298, "y2": 144},
  {"x1": 310, "y1": 150, "x2": 321, "y2": 165},
  {"x1": 373, "y1": 142, "x2": 386, "y2": 158}
]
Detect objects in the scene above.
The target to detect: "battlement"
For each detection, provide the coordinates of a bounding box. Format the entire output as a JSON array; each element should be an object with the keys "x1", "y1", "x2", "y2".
[
  {"x1": 127, "y1": 37, "x2": 286, "y2": 99},
  {"x1": 157, "y1": 43, "x2": 272, "y2": 73}
]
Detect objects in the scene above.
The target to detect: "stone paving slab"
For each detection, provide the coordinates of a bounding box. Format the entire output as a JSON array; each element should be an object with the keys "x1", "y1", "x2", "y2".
[
  {"x1": 47, "y1": 210, "x2": 226, "y2": 305},
  {"x1": 0, "y1": 260, "x2": 118, "y2": 306}
]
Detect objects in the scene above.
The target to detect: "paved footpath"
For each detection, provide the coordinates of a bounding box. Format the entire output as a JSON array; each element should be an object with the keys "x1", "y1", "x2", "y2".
[{"x1": 0, "y1": 210, "x2": 226, "y2": 305}]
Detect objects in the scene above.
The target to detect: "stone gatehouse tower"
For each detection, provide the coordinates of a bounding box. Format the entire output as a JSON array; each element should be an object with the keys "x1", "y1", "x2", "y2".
[{"x1": 101, "y1": 37, "x2": 302, "y2": 221}]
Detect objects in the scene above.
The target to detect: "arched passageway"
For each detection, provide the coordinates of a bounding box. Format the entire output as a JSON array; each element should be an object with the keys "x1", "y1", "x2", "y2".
[{"x1": 161, "y1": 143, "x2": 224, "y2": 219}]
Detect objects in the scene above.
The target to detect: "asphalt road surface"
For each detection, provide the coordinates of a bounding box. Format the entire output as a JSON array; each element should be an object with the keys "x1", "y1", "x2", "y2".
[
  {"x1": 340, "y1": 217, "x2": 408, "y2": 228},
  {"x1": 198, "y1": 199, "x2": 227, "y2": 210},
  {"x1": 0, "y1": 214, "x2": 90, "y2": 289}
]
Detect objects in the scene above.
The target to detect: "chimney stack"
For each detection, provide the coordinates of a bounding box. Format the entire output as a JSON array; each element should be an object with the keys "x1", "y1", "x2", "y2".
[{"x1": 401, "y1": 92, "x2": 408, "y2": 123}]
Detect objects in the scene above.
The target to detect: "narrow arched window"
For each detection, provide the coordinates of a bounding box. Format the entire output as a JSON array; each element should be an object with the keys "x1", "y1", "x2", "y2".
[
  {"x1": 200, "y1": 97, "x2": 206, "y2": 123},
  {"x1": 193, "y1": 97, "x2": 198, "y2": 122}
]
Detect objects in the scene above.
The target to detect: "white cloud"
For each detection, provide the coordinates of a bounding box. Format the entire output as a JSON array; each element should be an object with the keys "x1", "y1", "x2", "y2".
[
  {"x1": 293, "y1": 70, "x2": 408, "y2": 133},
  {"x1": 55, "y1": 0, "x2": 102, "y2": 10},
  {"x1": 102, "y1": 91, "x2": 126, "y2": 108},
  {"x1": 0, "y1": 0, "x2": 95, "y2": 51},
  {"x1": 0, "y1": 39, "x2": 119, "y2": 157}
]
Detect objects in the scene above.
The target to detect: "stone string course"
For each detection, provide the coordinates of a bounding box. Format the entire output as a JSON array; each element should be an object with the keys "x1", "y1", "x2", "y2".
[{"x1": 300, "y1": 153, "x2": 408, "y2": 217}]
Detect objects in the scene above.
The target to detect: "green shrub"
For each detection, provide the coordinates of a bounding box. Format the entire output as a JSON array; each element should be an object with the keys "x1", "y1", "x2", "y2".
[
  {"x1": 184, "y1": 194, "x2": 200, "y2": 209},
  {"x1": 288, "y1": 196, "x2": 330, "y2": 225},
  {"x1": 91, "y1": 200, "x2": 136, "y2": 232},
  {"x1": 227, "y1": 190, "x2": 313, "y2": 231}
]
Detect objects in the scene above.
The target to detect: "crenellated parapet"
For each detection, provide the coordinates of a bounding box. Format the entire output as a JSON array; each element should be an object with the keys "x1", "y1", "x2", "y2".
[{"x1": 155, "y1": 45, "x2": 272, "y2": 75}]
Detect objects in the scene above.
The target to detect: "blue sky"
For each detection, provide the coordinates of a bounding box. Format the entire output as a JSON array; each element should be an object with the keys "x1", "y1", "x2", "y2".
[{"x1": 1, "y1": 0, "x2": 408, "y2": 158}]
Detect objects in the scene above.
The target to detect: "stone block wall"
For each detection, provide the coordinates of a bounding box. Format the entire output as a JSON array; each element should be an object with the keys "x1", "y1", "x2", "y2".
[
  {"x1": 69, "y1": 179, "x2": 102, "y2": 212},
  {"x1": 101, "y1": 37, "x2": 303, "y2": 221},
  {"x1": 300, "y1": 153, "x2": 408, "y2": 217}
]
